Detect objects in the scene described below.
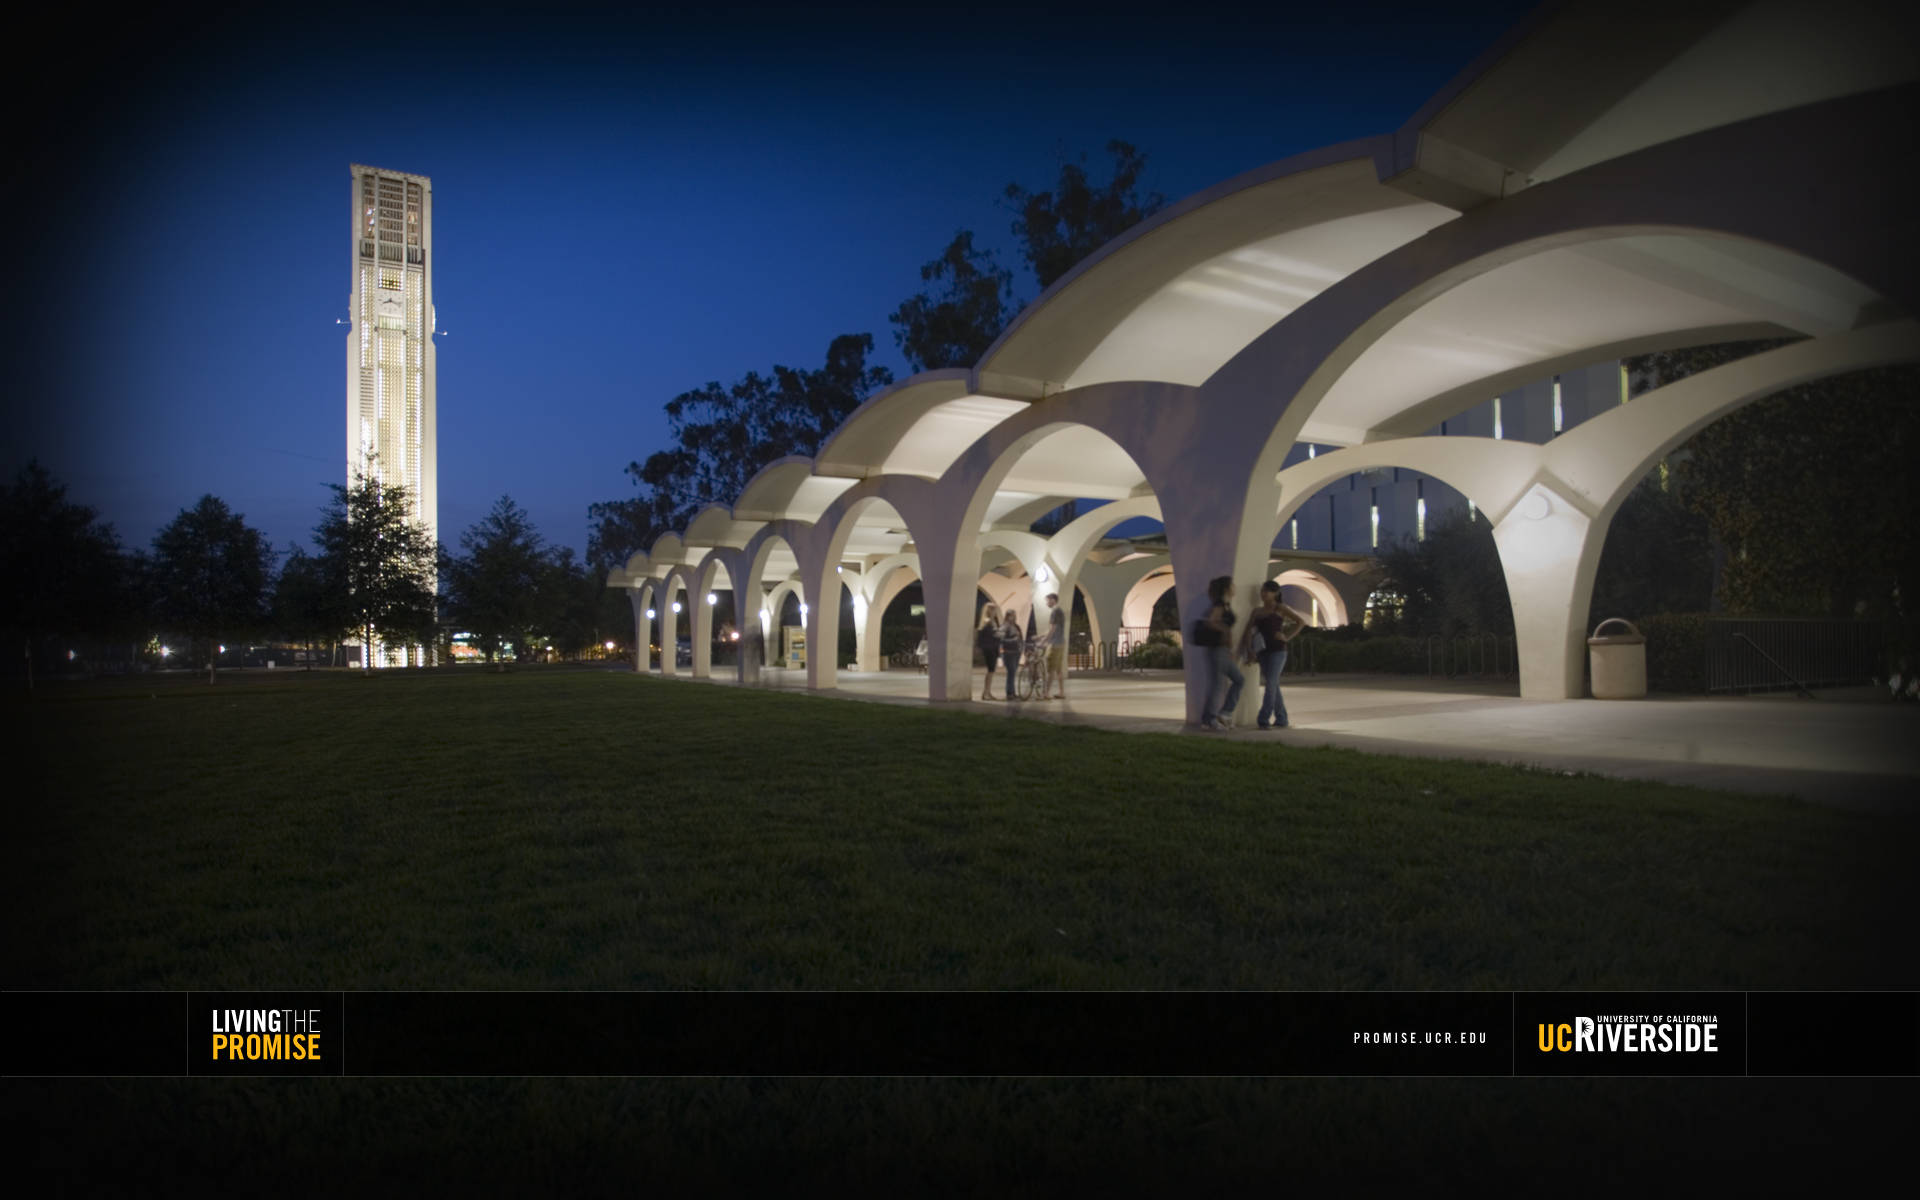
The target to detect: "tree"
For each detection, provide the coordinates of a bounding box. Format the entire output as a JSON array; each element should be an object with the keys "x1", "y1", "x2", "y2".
[
  {"x1": 1375, "y1": 511, "x2": 1513, "y2": 637},
  {"x1": 887, "y1": 143, "x2": 1167, "y2": 375},
  {"x1": 273, "y1": 544, "x2": 344, "y2": 668},
  {"x1": 586, "y1": 495, "x2": 657, "y2": 576},
  {"x1": 888, "y1": 232, "x2": 1018, "y2": 373},
  {"x1": 0, "y1": 461, "x2": 131, "y2": 687},
  {"x1": 442, "y1": 495, "x2": 549, "y2": 664},
  {"x1": 149, "y1": 495, "x2": 275, "y2": 683},
  {"x1": 540, "y1": 546, "x2": 604, "y2": 660},
  {"x1": 313, "y1": 465, "x2": 438, "y2": 668},
  {"x1": 1588, "y1": 472, "x2": 1714, "y2": 622},
  {"x1": 610, "y1": 332, "x2": 893, "y2": 537},
  {"x1": 1004, "y1": 140, "x2": 1166, "y2": 291},
  {"x1": 1627, "y1": 342, "x2": 1920, "y2": 620}
]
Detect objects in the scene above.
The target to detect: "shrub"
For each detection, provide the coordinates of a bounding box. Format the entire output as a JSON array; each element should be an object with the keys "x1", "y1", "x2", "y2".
[
  {"x1": 1311, "y1": 635, "x2": 1428, "y2": 674},
  {"x1": 1129, "y1": 640, "x2": 1183, "y2": 669},
  {"x1": 1638, "y1": 612, "x2": 1708, "y2": 693}
]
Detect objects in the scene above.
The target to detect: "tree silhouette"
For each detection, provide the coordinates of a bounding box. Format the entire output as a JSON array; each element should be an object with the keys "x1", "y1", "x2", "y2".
[{"x1": 150, "y1": 494, "x2": 274, "y2": 683}]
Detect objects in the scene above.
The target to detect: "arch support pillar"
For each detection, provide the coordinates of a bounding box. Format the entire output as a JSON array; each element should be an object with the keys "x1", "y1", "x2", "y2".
[{"x1": 1490, "y1": 481, "x2": 1605, "y2": 700}]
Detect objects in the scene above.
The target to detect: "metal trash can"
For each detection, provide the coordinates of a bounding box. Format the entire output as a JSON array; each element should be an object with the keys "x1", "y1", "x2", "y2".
[{"x1": 1588, "y1": 618, "x2": 1647, "y2": 699}]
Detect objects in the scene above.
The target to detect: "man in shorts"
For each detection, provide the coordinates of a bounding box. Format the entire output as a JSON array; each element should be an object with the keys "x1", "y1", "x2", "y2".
[{"x1": 1043, "y1": 592, "x2": 1067, "y2": 700}]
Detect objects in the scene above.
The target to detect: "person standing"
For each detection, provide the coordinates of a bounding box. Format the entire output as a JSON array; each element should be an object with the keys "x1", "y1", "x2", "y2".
[
  {"x1": 1196, "y1": 575, "x2": 1243, "y2": 731},
  {"x1": 977, "y1": 603, "x2": 1003, "y2": 699},
  {"x1": 1042, "y1": 592, "x2": 1068, "y2": 700},
  {"x1": 998, "y1": 608, "x2": 1024, "y2": 700},
  {"x1": 1239, "y1": 581, "x2": 1309, "y2": 729}
]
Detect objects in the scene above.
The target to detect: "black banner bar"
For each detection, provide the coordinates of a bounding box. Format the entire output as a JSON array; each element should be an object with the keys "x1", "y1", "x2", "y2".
[
  {"x1": 5, "y1": 991, "x2": 1914, "y2": 1077},
  {"x1": 347, "y1": 991, "x2": 1509, "y2": 1075},
  {"x1": 1, "y1": 992, "x2": 184, "y2": 1077}
]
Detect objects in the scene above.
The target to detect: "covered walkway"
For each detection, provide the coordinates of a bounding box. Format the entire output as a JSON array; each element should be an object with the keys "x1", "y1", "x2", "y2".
[{"x1": 611, "y1": 1, "x2": 1917, "y2": 731}]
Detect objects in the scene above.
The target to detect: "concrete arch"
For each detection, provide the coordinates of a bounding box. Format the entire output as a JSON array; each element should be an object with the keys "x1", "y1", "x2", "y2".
[
  {"x1": 1046, "y1": 496, "x2": 1165, "y2": 649},
  {"x1": 811, "y1": 480, "x2": 938, "y2": 690},
  {"x1": 656, "y1": 567, "x2": 696, "y2": 678},
  {"x1": 735, "y1": 456, "x2": 858, "y2": 523},
  {"x1": 1272, "y1": 569, "x2": 1348, "y2": 628},
  {"x1": 935, "y1": 407, "x2": 1181, "y2": 700},
  {"x1": 1212, "y1": 90, "x2": 1915, "y2": 493},
  {"x1": 1119, "y1": 560, "x2": 1176, "y2": 630},
  {"x1": 814, "y1": 370, "x2": 997, "y2": 478}
]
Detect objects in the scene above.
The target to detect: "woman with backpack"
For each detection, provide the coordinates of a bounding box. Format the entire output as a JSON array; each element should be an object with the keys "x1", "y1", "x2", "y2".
[
  {"x1": 998, "y1": 608, "x2": 1025, "y2": 700},
  {"x1": 1195, "y1": 575, "x2": 1243, "y2": 731},
  {"x1": 1238, "y1": 581, "x2": 1310, "y2": 729},
  {"x1": 977, "y1": 603, "x2": 1003, "y2": 699}
]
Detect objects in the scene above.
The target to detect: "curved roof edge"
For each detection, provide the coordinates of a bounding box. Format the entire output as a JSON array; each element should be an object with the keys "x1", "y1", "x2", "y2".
[
  {"x1": 974, "y1": 136, "x2": 1397, "y2": 396},
  {"x1": 814, "y1": 370, "x2": 972, "y2": 476}
]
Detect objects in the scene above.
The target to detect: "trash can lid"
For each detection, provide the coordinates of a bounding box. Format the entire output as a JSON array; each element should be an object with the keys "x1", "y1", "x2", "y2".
[{"x1": 1587, "y1": 617, "x2": 1645, "y2": 645}]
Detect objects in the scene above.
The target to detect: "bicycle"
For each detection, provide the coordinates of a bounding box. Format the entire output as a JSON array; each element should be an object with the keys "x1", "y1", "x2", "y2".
[{"x1": 1017, "y1": 639, "x2": 1056, "y2": 700}]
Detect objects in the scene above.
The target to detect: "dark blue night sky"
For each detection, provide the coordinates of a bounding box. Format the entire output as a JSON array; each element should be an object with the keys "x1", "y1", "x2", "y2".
[{"x1": 6, "y1": 1, "x2": 1538, "y2": 559}]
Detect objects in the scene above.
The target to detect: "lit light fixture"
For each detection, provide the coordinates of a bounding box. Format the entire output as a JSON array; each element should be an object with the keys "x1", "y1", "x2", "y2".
[
  {"x1": 604, "y1": 641, "x2": 615, "y2": 652},
  {"x1": 799, "y1": 603, "x2": 810, "y2": 618},
  {"x1": 729, "y1": 631, "x2": 740, "y2": 641},
  {"x1": 159, "y1": 645, "x2": 170, "y2": 658},
  {"x1": 671, "y1": 601, "x2": 682, "y2": 614},
  {"x1": 645, "y1": 608, "x2": 656, "y2": 620},
  {"x1": 1035, "y1": 564, "x2": 1052, "y2": 584},
  {"x1": 706, "y1": 592, "x2": 717, "y2": 606},
  {"x1": 218, "y1": 645, "x2": 226, "y2": 654}
]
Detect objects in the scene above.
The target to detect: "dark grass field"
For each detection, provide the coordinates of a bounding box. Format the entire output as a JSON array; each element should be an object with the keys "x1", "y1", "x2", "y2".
[{"x1": 7, "y1": 667, "x2": 1916, "y2": 1187}]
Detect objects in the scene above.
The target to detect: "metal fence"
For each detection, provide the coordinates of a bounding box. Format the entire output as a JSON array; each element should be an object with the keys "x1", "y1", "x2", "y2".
[
  {"x1": 1427, "y1": 633, "x2": 1517, "y2": 679},
  {"x1": 1705, "y1": 617, "x2": 1888, "y2": 694}
]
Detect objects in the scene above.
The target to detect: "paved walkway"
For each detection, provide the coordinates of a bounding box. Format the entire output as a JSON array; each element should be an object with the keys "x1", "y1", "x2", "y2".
[{"x1": 649, "y1": 666, "x2": 1920, "y2": 812}]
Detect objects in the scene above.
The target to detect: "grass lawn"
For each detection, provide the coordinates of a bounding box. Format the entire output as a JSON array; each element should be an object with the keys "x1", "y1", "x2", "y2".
[
  {"x1": 9, "y1": 666, "x2": 1914, "y2": 991},
  {"x1": 7, "y1": 667, "x2": 1915, "y2": 1186}
]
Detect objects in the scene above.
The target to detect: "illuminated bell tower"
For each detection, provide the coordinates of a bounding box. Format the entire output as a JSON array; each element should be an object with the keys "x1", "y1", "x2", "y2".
[{"x1": 346, "y1": 164, "x2": 436, "y2": 665}]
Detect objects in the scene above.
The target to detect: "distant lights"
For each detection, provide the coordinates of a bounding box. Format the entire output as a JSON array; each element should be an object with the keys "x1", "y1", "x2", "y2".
[{"x1": 604, "y1": 641, "x2": 615, "y2": 652}]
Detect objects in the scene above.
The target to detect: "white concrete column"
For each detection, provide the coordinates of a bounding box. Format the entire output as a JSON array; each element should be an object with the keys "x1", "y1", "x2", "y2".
[
  {"x1": 859, "y1": 566, "x2": 916, "y2": 673},
  {"x1": 659, "y1": 575, "x2": 684, "y2": 678},
  {"x1": 1490, "y1": 481, "x2": 1604, "y2": 700},
  {"x1": 804, "y1": 549, "x2": 842, "y2": 691},
  {"x1": 637, "y1": 587, "x2": 660, "y2": 675},
  {"x1": 690, "y1": 575, "x2": 714, "y2": 679},
  {"x1": 1162, "y1": 506, "x2": 1272, "y2": 726}
]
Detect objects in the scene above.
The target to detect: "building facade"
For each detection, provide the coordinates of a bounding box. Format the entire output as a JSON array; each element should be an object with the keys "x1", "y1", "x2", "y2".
[{"x1": 346, "y1": 164, "x2": 437, "y2": 665}]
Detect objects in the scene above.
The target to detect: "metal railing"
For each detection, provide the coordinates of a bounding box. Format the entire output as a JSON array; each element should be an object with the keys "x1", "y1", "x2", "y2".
[
  {"x1": 1705, "y1": 618, "x2": 1886, "y2": 694},
  {"x1": 1427, "y1": 633, "x2": 1516, "y2": 680}
]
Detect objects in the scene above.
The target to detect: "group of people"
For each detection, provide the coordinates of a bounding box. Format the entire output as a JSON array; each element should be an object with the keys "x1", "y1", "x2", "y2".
[
  {"x1": 1193, "y1": 576, "x2": 1308, "y2": 732},
  {"x1": 976, "y1": 593, "x2": 1067, "y2": 701},
  {"x1": 971, "y1": 580, "x2": 1305, "y2": 729}
]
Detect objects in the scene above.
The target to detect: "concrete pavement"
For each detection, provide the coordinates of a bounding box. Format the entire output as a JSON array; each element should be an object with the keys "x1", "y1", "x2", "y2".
[{"x1": 651, "y1": 666, "x2": 1920, "y2": 812}]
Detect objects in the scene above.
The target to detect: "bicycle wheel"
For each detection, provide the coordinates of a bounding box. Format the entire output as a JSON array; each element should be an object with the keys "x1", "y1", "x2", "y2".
[{"x1": 1017, "y1": 656, "x2": 1038, "y2": 699}]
